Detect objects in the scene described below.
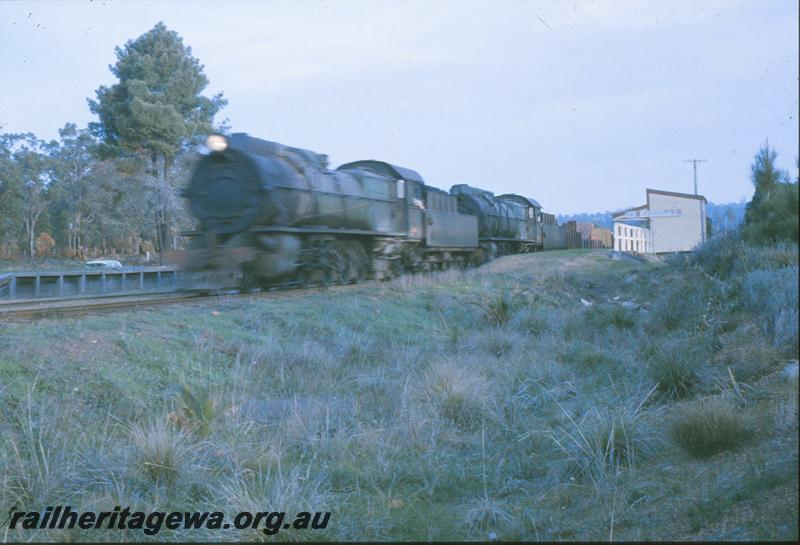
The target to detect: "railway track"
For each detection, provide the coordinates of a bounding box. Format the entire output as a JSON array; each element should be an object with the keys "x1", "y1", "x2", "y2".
[
  {"x1": 0, "y1": 291, "x2": 204, "y2": 319},
  {"x1": 0, "y1": 282, "x2": 364, "y2": 320}
]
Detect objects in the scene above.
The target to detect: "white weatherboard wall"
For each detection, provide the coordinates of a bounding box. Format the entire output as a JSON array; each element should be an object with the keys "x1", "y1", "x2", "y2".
[
  {"x1": 647, "y1": 190, "x2": 707, "y2": 253},
  {"x1": 614, "y1": 222, "x2": 652, "y2": 253}
]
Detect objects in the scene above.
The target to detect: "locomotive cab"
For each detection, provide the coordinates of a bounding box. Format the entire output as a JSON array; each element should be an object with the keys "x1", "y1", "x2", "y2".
[{"x1": 496, "y1": 193, "x2": 543, "y2": 251}]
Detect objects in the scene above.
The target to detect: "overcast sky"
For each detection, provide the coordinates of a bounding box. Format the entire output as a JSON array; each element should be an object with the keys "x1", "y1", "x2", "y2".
[{"x1": 1, "y1": 0, "x2": 797, "y2": 214}]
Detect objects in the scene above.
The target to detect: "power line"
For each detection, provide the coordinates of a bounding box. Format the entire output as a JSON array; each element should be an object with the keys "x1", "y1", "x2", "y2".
[{"x1": 683, "y1": 158, "x2": 707, "y2": 195}]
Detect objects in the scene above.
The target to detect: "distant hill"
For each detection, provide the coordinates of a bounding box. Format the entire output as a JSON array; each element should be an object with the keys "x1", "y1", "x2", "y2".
[
  {"x1": 556, "y1": 211, "x2": 616, "y2": 230},
  {"x1": 558, "y1": 201, "x2": 747, "y2": 233}
]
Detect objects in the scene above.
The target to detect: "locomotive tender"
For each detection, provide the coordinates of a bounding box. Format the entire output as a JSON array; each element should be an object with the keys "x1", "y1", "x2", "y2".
[{"x1": 182, "y1": 133, "x2": 546, "y2": 288}]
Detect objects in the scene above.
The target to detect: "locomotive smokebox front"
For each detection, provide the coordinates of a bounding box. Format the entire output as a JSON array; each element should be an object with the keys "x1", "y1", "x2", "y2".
[
  {"x1": 182, "y1": 134, "x2": 309, "y2": 287},
  {"x1": 187, "y1": 135, "x2": 293, "y2": 236},
  {"x1": 187, "y1": 146, "x2": 262, "y2": 235}
]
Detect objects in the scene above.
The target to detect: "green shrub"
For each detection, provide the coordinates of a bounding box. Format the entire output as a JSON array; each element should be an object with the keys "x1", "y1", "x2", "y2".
[
  {"x1": 742, "y1": 145, "x2": 798, "y2": 244},
  {"x1": 671, "y1": 397, "x2": 754, "y2": 458},
  {"x1": 648, "y1": 278, "x2": 717, "y2": 333},
  {"x1": 732, "y1": 241, "x2": 799, "y2": 276},
  {"x1": 692, "y1": 231, "x2": 798, "y2": 281},
  {"x1": 691, "y1": 231, "x2": 745, "y2": 278},
  {"x1": 743, "y1": 182, "x2": 799, "y2": 245},
  {"x1": 740, "y1": 266, "x2": 799, "y2": 349}
]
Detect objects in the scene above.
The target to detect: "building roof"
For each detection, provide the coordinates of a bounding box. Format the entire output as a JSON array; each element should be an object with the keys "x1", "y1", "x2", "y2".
[
  {"x1": 646, "y1": 188, "x2": 707, "y2": 203},
  {"x1": 612, "y1": 203, "x2": 647, "y2": 218},
  {"x1": 613, "y1": 188, "x2": 707, "y2": 221}
]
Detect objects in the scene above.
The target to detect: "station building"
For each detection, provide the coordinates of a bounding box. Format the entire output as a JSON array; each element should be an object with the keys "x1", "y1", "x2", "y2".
[{"x1": 613, "y1": 189, "x2": 707, "y2": 254}]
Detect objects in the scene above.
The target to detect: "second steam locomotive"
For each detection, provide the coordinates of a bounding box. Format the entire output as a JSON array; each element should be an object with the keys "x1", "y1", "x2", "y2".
[{"x1": 181, "y1": 133, "x2": 547, "y2": 289}]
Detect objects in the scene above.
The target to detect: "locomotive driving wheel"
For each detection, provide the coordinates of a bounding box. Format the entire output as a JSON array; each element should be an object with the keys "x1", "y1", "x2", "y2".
[
  {"x1": 239, "y1": 262, "x2": 259, "y2": 292},
  {"x1": 343, "y1": 241, "x2": 369, "y2": 283},
  {"x1": 298, "y1": 238, "x2": 346, "y2": 288}
]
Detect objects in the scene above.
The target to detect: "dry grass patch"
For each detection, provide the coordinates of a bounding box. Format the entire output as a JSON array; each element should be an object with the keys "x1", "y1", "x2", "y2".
[{"x1": 422, "y1": 359, "x2": 494, "y2": 432}]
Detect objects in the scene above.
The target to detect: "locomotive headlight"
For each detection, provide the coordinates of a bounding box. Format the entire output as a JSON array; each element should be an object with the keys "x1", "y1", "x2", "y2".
[{"x1": 206, "y1": 134, "x2": 228, "y2": 152}]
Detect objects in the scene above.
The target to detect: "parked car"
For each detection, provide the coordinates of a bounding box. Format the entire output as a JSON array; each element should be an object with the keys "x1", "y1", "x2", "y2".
[{"x1": 85, "y1": 259, "x2": 124, "y2": 270}]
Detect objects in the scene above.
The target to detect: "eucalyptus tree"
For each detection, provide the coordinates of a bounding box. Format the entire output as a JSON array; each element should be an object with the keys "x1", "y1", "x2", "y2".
[
  {"x1": 0, "y1": 133, "x2": 21, "y2": 255},
  {"x1": 0, "y1": 134, "x2": 53, "y2": 258},
  {"x1": 88, "y1": 22, "x2": 226, "y2": 252},
  {"x1": 48, "y1": 123, "x2": 99, "y2": 255}
]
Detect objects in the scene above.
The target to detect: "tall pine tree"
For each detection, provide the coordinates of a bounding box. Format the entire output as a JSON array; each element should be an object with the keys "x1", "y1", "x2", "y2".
[{"x1": 88, "y1": 22, "x2": 226, "y2": 252}]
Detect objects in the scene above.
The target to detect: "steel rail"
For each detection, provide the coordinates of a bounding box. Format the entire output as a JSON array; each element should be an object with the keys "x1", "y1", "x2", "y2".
[
  {"x1": 0, "y1": 292, "x2": 204, "y2": 319},
  {"x1": 0, "y1": 281, "x2": 367, "y2": 320}
]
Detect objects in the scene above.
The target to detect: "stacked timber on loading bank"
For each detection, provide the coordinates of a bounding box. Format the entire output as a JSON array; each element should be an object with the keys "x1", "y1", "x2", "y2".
[
  {"x1": 614, "y1": 188, "x2": 707, "y2": 254},
  {"x1": 541, "y1": 214, "x2": 613, "y2": 250},
  {"x1": 541, "y1": 213, "x2": 566, "y2": 249}
]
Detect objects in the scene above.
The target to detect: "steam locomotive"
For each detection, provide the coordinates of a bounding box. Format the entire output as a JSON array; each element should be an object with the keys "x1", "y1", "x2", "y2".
[{"x1": 180, "y1": 133, "x2": 546, "y2": 289}]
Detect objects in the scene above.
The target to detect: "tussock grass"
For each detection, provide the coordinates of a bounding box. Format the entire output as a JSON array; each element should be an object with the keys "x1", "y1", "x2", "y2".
[
  {"x1": 584, "y1": 303, "x2": 637, "y2": 331},
  {"x1": 511, "y1": 305, "x2": 549, "y2": 336},
  {"x1": 773, "y1": 387, "x2": 799, "y2": 434},
  {"x1": 544, "y1": 386, "x2": 661, "y2": 488},
  {"x1": 558, "y1": 342, "x2": 615, "y2": 369},
  {"x1": 171, "y1": 384, "x2": 217, "y2": 437},
  {"x1": 671, "y1": 396, "x2": 755, "y2": 458},
  {"x1": 130, "y1": 420, "x2": 200, "y2": 486},
  {"x1": 3, "y1": 382, "x2": 82, "y2": 507},
  {"x1": 467, "y1": 285, "x2": 528, "y2": 327},
  {"x1": 476, "y1": 327, "x2": 516, "y2": 357},
  {"x1": 216, "y1": 466, "x2": 333, "y2": 541},
  {"x1": 648, "y1": 339, "x2": 710, "y2": 400},
  {"x1": 422, "y1": 359, "x2": 492, "y2": 431},
  {"x1": 463, "y1": 495, "x2": 514, "y2": 532}
]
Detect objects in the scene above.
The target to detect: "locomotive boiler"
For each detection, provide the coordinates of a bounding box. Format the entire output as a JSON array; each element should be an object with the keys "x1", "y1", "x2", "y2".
[
  {"x1": 450, "y1": 185, "x2": 543, "y2": 256},
  {"x1": 182, "y1": 133, "x2": 490, "y2": 288}
]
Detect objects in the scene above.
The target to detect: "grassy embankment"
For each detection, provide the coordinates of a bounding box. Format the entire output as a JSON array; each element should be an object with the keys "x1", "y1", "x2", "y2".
[{"x1": 1, "y1": 246, "x2": 797, "y2": 541}]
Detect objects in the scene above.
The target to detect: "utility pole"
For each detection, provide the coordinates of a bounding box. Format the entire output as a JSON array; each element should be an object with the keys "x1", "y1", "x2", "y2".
[{"x1": 683, "y1": 158, "x2": 707, "y2": 195}]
